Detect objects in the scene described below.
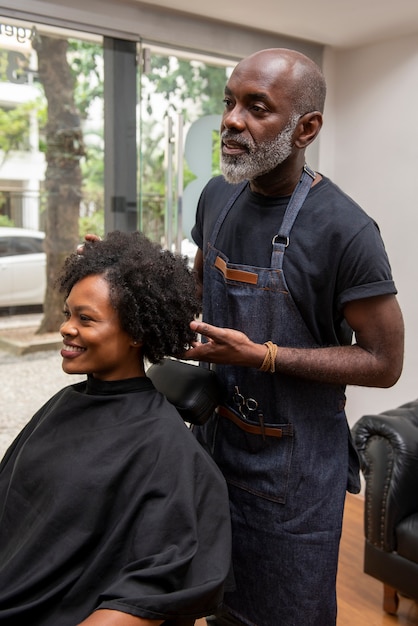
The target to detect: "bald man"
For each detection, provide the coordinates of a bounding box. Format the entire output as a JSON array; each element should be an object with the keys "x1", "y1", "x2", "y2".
[{"x1": 184, "y1": 48, "x2": 404, "y2": 626}]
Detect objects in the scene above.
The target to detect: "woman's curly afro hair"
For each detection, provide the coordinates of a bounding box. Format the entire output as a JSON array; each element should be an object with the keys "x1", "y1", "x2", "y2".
[{"x1": 57, "y1": 230, "x2": 201, "y2": 364}]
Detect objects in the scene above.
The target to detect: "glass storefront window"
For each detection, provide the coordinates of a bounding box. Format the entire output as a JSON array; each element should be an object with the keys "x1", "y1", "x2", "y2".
[
  {"x1": 0, "y1": 15, "x2": 107, "y2": 339},
  {"x1": 0, "y1": 17, "x2": 104, "y2": 236},
  {"x1": 0, "y1": 17, "x2": 235, "y2": 317},
  {"x1": 137, "y1": 44, "x2": 234, "y2": 262}
]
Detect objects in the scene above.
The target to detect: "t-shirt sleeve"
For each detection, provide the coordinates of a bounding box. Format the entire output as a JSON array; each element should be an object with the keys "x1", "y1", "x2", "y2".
[{"x1": 336, "y1": 219, "x2": 397, "y2": 311}]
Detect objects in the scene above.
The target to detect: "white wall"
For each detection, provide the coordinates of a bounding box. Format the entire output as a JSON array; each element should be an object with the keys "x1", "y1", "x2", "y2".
[{"x1": 320, "y1": 35, "x2": 418, "y2": 426}]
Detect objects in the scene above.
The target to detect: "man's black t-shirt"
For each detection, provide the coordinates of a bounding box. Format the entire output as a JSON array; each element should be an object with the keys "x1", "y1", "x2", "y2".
[{"x1": 192, "y1": 174, "x2": 396, "y2": 346}]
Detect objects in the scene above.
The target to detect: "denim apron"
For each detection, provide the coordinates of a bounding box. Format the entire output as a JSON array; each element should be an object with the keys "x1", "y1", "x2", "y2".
[{"x1": 195, "y1": 166, "x2": 357, "y2": 626}]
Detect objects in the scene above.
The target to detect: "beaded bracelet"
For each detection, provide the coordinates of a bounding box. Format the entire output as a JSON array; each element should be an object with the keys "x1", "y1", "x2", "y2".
[{"x1": 259, "y1": 341, "x2": 278, "y2": 373}]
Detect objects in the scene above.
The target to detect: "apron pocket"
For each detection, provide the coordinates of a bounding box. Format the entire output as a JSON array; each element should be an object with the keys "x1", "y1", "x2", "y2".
[{"x1": 213, "y1": 411, "x2": 294, "y2": 504}]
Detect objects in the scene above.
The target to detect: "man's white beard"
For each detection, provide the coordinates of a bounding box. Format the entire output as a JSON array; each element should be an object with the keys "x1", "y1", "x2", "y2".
[{"x1": 221, "y1": 114, "x2": 300, "y2": 185}]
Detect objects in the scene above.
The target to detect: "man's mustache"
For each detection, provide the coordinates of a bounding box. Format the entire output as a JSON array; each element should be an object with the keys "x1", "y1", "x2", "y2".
[{"x1": 221, "y1": 131, "x2": 253, "y2": 151}]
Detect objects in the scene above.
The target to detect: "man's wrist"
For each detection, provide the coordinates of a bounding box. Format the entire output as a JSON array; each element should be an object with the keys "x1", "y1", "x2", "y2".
[{"x1": 259, "y1": 341, "x2": 278, "y2": 373}]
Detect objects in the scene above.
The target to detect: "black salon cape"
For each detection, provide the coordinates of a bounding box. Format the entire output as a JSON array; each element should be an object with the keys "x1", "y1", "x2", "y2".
[{"x1": 0, "y1": 376, "x2": 231, "y2": 625}]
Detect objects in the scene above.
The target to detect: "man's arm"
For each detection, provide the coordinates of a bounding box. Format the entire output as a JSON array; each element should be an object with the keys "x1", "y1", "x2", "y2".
[
  {"x1": 77, "y1": 609, "x2": 163, "y2": 625},
  {"x1": 183, "y1": 294, "x2": 404, "y2": 388}
]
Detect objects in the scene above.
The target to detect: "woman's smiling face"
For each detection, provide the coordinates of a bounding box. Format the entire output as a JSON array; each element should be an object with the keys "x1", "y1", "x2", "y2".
[{"x1": 60, "y1": 274, "x2": 144, "y2": 381}]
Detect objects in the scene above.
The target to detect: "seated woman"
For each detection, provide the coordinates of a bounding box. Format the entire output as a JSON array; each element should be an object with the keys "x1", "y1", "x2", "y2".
[{"x1": 0, "y1": 231, "x2": 232, "y2": 626}]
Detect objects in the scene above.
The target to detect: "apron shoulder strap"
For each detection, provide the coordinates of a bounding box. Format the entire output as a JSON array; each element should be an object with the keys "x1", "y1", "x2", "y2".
[{"x1": 271, "y1": 164, "x2": 316, "y2": 268}]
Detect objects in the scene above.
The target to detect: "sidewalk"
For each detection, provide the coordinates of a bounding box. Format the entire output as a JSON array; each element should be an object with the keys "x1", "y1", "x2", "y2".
[{"x1": 0, "y1": 312, "x2": 62, "y2": 356}]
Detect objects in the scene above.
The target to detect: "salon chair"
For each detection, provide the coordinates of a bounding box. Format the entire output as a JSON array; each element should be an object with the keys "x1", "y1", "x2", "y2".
[{"x1": 352, "y1": 399, "x2": 418, "y2": 614}]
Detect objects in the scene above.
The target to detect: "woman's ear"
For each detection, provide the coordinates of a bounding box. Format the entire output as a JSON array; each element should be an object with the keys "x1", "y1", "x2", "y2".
[{"x1": 294, "y1": 111, "x2": 323, "y2": 149}]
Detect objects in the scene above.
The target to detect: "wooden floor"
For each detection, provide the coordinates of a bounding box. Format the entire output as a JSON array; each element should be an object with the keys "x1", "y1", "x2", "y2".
[{"x1": 196, "y1": 493, "x2": 418, "y2": 625}]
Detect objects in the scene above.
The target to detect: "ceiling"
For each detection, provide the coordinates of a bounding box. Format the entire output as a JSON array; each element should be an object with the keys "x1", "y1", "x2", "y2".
[{"x1": 138, "y1": 0, "x2": 418, "y2": 49}]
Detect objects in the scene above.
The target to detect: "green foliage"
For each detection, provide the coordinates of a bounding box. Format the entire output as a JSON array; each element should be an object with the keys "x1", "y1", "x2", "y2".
[
  {"x1": 0, "y1": 102, "x2": 33, "y2": 153},
  {"x1": 0, "y1": 214, "x2": 14, "y2": 227},
  {"x1": 0, "y1": 47, "x2": 45, "y2": 154},
  {"x1": 139, "y1": 53, "x2": 229, "y2": 236},
  {"x1": 0, "y1": 95, "x2": 45, "y2": 155},
  {"x1": 62, "y1": 42, "x2": 105, "y2": 226},
  {"x1": 146, "y1": 55, "x2": 228, "y2": 122},
  {"x1": 79, "y1": 210, "x2": 105, "y2": 239},
  {"x1": 80, "y1": 131, "x2": 104, "y2": 214},
  {"x1": 0, "y1": 50, "x2": 8, "y2": 81},
  {"x1": 212, "y1": 130, "x2": 221, "y2": 176},
  {"x1": 67, "y1": 40, "x2": 103, "y2": 120}
]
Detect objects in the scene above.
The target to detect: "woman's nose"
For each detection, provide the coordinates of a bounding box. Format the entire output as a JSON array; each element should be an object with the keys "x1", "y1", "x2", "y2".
[{"x1": 60, "y1": 319, "x2": 76, "y2": 337}]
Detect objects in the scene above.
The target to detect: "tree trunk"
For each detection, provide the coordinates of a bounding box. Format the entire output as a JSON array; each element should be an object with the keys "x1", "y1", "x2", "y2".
[{"x1": 32, "y1": 34, "x2": 85, "y2": 333}]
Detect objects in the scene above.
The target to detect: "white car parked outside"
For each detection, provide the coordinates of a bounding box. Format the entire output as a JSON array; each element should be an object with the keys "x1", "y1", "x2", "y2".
[{"x1": 0, "y1": 227, "x2": 46, "y2": 308}]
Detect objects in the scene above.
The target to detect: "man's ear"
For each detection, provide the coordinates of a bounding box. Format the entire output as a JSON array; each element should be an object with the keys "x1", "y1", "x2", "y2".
[{"x1": 294, "y1": 111, "x2": 323, "y2": 148}]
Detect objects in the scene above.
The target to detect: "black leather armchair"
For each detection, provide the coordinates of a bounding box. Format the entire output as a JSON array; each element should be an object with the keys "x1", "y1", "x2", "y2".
[{"x1": 352, "y1": 399, "x2": 418, "y2": 614}]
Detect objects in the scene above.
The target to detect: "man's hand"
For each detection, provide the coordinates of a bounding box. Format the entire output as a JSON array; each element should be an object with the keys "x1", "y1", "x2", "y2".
[
  {"x1": 77, "y1": 233, "x2": 101, "y2": 254},
  {"x1": 183, "y1": 320, "x2": 267, "y2": 369}
]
